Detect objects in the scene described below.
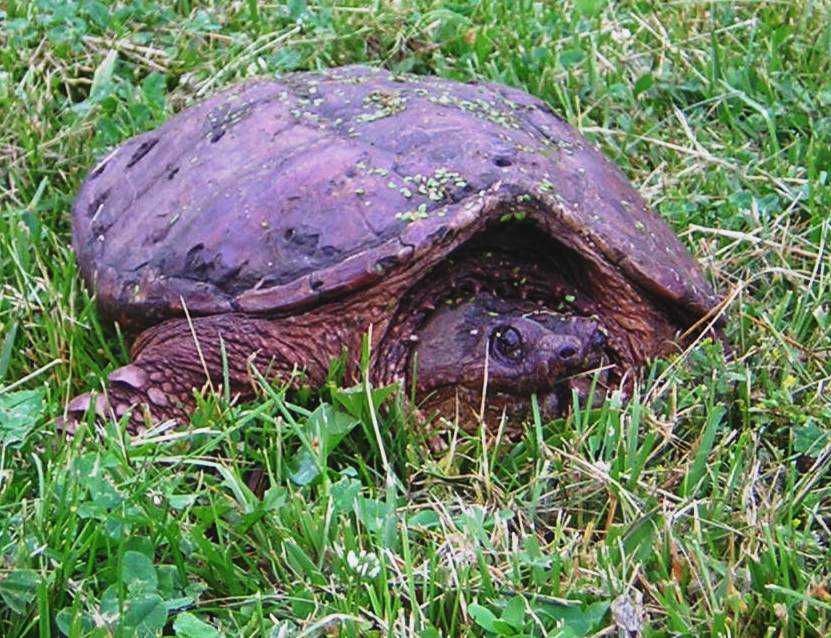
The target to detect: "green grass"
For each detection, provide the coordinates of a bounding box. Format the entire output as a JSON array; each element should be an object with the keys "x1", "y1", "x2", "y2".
[{"x1": 1, "y1": 0, "x2": 830, "y2": 636}]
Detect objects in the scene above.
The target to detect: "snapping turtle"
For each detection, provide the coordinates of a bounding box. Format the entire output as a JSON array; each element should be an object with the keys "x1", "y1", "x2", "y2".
[{"x1": 65, "y1": 65, "x2": 719, "y2": 430}]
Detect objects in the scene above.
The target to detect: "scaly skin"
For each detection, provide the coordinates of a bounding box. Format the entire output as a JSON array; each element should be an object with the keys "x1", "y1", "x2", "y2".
[{"x1": 63, "y1": 313, "x2": 340, "y2": 433}]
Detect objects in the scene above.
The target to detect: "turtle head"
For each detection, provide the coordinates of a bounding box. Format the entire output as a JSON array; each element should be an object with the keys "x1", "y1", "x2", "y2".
[{"x1": 412, "y1": 294, "x2": 607, "y2": 421}]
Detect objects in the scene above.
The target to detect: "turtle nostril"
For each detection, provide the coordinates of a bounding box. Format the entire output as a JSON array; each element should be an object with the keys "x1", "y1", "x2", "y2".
[{"x1": 558, "y1": 345, "x2": 577, "y2": 360}]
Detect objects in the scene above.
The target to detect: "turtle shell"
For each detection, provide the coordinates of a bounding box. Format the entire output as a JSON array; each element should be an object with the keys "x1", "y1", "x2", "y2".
[{"x1": 72, "y1": 65, "x2": 717, "y2": 335}]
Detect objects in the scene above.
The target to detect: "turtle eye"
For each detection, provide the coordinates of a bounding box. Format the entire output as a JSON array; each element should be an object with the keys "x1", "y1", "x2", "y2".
[{"x1": 490, "y1": 325, "x2": 523, "y2": 363}]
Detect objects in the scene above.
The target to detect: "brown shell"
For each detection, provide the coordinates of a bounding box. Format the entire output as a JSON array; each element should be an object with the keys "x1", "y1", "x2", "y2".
[{"x1": 72, "y1": 65, "x2": 717, "y2": 327}]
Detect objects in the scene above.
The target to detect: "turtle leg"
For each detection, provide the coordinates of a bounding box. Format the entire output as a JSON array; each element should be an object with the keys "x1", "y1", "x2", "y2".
[{"x1": 62, "y1": 313, "x2": 321, "y2": 433}]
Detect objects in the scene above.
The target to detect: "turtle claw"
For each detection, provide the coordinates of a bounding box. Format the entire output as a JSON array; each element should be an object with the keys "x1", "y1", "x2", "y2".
[
  {"x1": 56, "y1": 392, "x2": 108, "y2": 434},
  {"x1": 107, "y1": 364, "x2": 149, "y2": 389}
]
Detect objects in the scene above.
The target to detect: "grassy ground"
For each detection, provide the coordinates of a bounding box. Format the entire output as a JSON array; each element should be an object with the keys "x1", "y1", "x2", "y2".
[{"x1": 1, "y1": 1, "x2": 830, "y2": 636}]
